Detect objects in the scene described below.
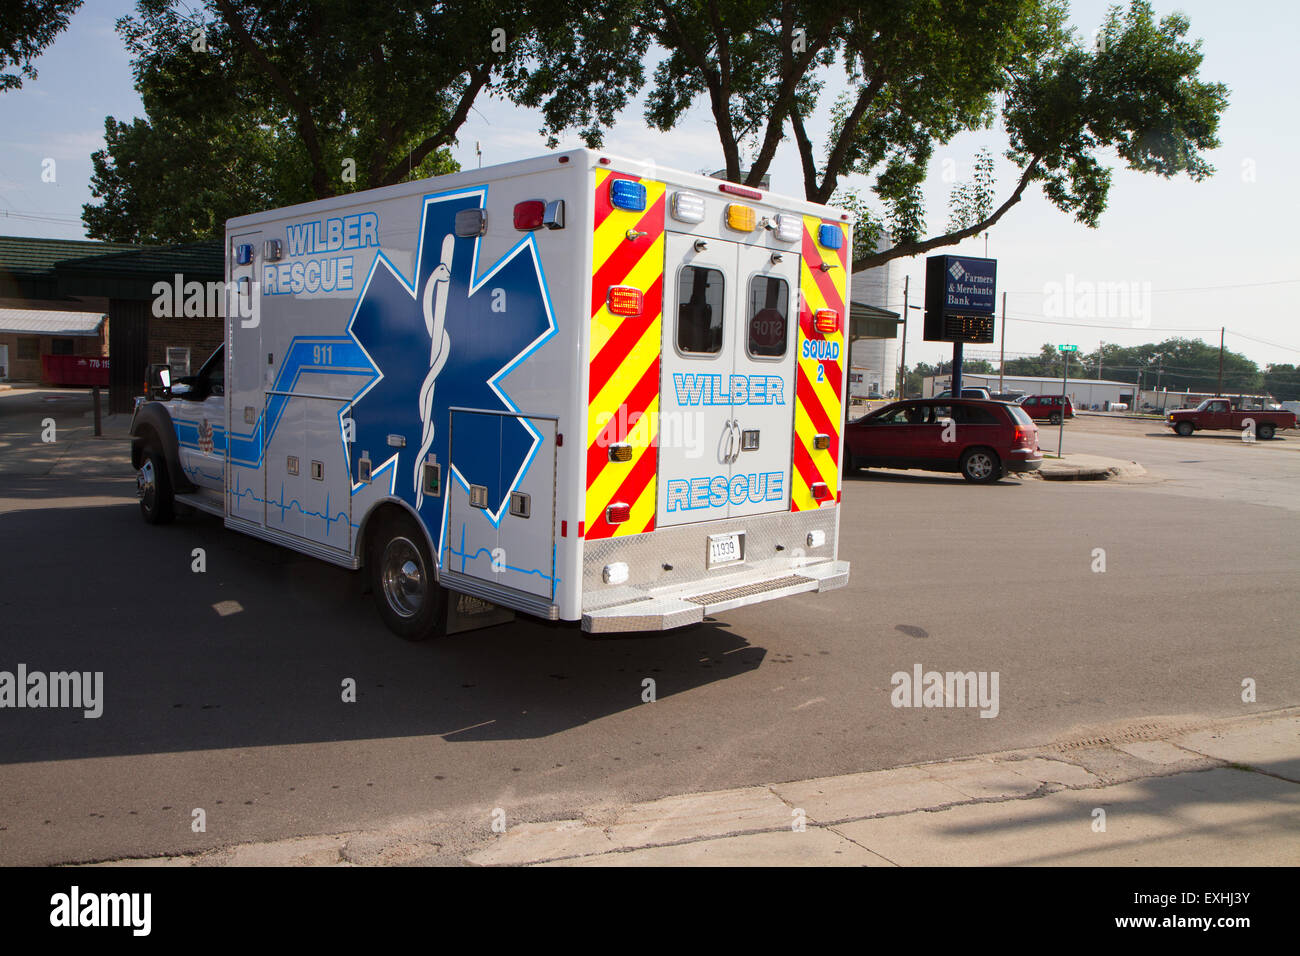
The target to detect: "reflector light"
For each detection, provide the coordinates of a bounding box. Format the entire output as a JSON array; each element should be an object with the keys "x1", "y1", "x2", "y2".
[
  {"x1": 774, "y1": 214, "x2": 801, "y2": 242},
  {"x1": 608, "y1": 443, "x2": 633, "y2": 462},
  {"x1": 807, "y1": 529, "x2": 826, "y2": 548},
  {"x1": 602, "y1": 562, "x2": 629, "y2": 585},
  {"x1": 671, "y1": 191, "x2": 705, "y2": 224},
  {"x1": 727, "y1": 203, "x2": 756, "y2": 232},
  {"x1": 812, "y1": 433, "x2": 830, "y2": 450},
  {"x1": 814, "y1": 309, "x2": 840, "y2": 334},
  {"x1": 610, "y1": 179, "x2": 646, "y2": 211},
  {"x1": 811, "y1": 482, "x2": 831, "y2": 501},
  {"x1": 513, "y1": 200, "x2": 545, "y2": 230},
  {"x1": 606, "y1": 502, "x2": 631, "y2": 524},
  {"x1": 817, "y1": 223, "x2": 843, "y2": 250},
  {"x1": 607, "y1": 285, "x2": 642, "y2": 316},
  {"x1": 719, "y1": 182, "x2": 763, "y2": 199}
]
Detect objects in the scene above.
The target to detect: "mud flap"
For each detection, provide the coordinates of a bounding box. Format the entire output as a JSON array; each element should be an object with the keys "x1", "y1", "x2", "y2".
[{"x1": 445, "y1": 591, "x2": 516, "y2": 634}]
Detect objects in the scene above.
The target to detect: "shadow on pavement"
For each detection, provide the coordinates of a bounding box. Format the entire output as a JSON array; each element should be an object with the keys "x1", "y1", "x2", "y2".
[{"x1": 0, "y1": 484, "x2": 764, "y2": 764}]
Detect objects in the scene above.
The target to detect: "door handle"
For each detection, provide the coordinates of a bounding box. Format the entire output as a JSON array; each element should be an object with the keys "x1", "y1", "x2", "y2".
[{"x1": 729, "y1": 419, "x2": 742, "y2": 463}]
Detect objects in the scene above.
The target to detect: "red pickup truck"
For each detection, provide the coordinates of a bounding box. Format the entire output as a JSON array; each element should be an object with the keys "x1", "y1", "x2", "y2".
[{"x1": 1168, "y1": 398, "x2": 1297, "y2": 440}]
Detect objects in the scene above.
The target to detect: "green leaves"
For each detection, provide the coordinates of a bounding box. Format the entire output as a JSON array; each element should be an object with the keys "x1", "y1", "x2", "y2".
[{"x1": 0, "y1": 0, "x2": 82, "y2": 92}]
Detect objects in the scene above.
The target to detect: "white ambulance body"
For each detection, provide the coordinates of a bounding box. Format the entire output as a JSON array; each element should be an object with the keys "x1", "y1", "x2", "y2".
[{"x1": 133, "y1": 149, "x2": 851, "y2": 637}]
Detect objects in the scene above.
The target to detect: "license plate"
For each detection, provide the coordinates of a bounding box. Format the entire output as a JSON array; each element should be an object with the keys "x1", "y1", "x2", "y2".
[{"x1": 707, "y1": 532, "x2": 744, "y2": 567}]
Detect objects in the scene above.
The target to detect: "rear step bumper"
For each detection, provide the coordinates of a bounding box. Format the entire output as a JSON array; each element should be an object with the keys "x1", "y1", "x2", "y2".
[{"x1": 581, "y1": 560, "x2": 849, "y2": 633}]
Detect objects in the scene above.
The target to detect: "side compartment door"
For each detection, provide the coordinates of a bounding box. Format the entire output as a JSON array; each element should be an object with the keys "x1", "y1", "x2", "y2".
[
  {"x1": 729, "y1": 243, "x2": 798, "y2": 517},
  {"x1": 657, "y1": 232, "x2": 737, "y2": 526},
  {"x1": 445, "y1": 409, "x2": 557, "y2": 599}
]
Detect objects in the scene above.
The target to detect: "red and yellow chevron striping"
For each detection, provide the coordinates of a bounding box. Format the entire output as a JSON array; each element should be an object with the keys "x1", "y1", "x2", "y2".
[
  {"x1": 791, "y1": 215, "x2": 849, "y2": 512},
  {"x1": 585, "y1": 169, "x2": 666, "y2": 539}
]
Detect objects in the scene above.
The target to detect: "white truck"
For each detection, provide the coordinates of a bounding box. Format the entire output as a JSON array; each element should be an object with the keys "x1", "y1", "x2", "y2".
[{"x1": 131, "y1": 149, "x2": 851, "y2": 638}]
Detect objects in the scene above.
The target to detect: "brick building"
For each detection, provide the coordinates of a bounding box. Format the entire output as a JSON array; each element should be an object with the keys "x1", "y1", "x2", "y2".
[{"x1": 0, "y1": 236, "x2": 222, "y2": 410}]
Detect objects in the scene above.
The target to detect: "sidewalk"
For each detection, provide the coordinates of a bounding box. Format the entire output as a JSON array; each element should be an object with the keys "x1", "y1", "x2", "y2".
[{"x1": 89, "y1": 709, "x2": 1299, "y2": 867}]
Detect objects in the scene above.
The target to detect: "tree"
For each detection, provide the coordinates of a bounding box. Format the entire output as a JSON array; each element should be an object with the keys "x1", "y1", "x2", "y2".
[
  {"x1": 1, "y1": 0, "x2": 81, "y2": 92},
  {"x1": 1263, "y1": 364, "x2": 1300, "y2": 403},
  {"x1": 84, "y1": 0, "x2": 649, "y2": 242},
  {"x1": 642, "y1": 0, "x2": 1227, "y2": 272}
]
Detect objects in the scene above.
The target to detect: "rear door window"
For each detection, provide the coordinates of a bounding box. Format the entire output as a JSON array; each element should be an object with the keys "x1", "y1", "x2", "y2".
[
  {"x1": 954, "y1": 404, "x2": 998, "y2": 424},
  {"x1": 746, "y1": 275, "x2": 789, "y2": 358},
  {"x1": 676, "y1": 266, "x2": 725, "y2": 354}
]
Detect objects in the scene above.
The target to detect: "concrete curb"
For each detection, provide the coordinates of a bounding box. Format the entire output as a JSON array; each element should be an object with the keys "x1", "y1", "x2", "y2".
[
  {"x1": 80, "y1": 708, "x2": 1299, "y2": 867},
  {"x1": 1034, "y1": 454, "x2": 1148, "y2": 481}
]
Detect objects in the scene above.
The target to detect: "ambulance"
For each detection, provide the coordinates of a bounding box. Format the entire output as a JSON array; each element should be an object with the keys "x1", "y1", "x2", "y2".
[{"x1": 130, "y1": 149, "x2": 851, "y2": 638}]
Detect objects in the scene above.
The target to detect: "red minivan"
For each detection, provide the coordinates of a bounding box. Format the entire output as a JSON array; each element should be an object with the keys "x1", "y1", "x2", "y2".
[
  {"x1": 845, "y1": 399, "x2": 1042, "y2": 483},
  {"x1": 1019, "y1": 394, "x2": 1075, "y2": 423}
]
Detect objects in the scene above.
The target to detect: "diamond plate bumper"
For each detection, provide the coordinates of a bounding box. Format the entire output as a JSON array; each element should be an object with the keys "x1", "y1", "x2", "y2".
[{"x1": 581, "y1": 559, "x2": 849, "y2": 633}]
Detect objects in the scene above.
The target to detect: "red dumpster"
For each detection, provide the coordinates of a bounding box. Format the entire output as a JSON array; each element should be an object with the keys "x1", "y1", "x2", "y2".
[{"x1": 41, "y1": 354, "x2": 110, "y2": 387}]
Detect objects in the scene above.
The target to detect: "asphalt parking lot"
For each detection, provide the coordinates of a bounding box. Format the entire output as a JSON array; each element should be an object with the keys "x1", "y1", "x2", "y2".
[{"x1": 0, "y1": 391, "x2": 1296, "y2": 864}]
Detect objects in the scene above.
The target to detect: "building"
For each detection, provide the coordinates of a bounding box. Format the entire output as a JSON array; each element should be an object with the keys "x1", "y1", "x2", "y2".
[
  {"x1": 924, "y1": 373, "x2": 1138, "y2": 408},
  {"x1": 0, "y1": 236, "x2": 222, "y2": 411},
  {"x1": 848, "y1": 236, "x2": 907, "y2": 402},
  {"x1": 0, "y1": 308, "x2": 107, "y2": 383}
]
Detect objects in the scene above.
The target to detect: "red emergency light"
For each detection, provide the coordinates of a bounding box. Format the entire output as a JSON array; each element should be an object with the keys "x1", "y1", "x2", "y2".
[
  {"x1": 607, "y1": 286, "x2": 642, "y2": 316},
  {"x1": 814, "y1": 309, "x2": 840, "y2": 334},
  {"x1": 718, "y1": 182, "x2": 763, "y2": 200},
  {"x1": 811, "y1": 482, "x2": 831, "y2": 501},
  {"x1": 513, "y1": 200, "x2": 545, "y2": 230},
  {"x1": 605, "y1": 502, "x2": 631, "y2": 525}
]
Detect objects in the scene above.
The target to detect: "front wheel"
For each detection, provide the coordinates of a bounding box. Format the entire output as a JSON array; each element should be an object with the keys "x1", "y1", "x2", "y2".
[
  {"x1": 1049, "y1": 412, "x2": 1062, "y2": 425},
  {"x1": 137, "y1": 444, "x2": 175, "y2": 524},
  {"x1": 960, "y1": 448, "x2": 1002, "y2": 484},
  {"x1": 368, "y1": 511, "x2": 446, "y2": 640},
  {"x1": 1175, "y1": 421, "x2": 1194, "y2": 436}
]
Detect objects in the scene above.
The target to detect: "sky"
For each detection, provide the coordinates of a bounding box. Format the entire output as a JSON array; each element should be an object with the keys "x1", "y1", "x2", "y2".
[{"x1": 1, "y1": 0, "x2": 1297, "y2": 371}]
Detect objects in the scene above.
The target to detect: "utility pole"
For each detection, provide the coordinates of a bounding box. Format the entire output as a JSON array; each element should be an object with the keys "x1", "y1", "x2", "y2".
[
  {"x1": 998, "y1": 292, "x2": 1006, "y2": 395},
  {"x1": 899, "y1": 275, "x2": 909, "y2": 399},
  {"x1": 1098, "y1": 340, "x2": 1103, "y2": 380},
  {"x1": 1217, "y1": 327, "x2": 1225, "y2": 396}
]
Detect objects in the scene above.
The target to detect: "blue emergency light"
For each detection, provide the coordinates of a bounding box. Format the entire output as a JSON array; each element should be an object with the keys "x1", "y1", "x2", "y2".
[
  {"x1": 609, "y1": 179, "x2": 647, "y2": 212},
  {"x1": 235, "y1": 243, "x2": 255, "y2": 265},
  {"x1": 817, "y1": 224, "x2": 843, "y2": 250}
]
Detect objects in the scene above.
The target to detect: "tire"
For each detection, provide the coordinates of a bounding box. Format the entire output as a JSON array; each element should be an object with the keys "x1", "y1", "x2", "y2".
[
  {"x1": 959, "y1": 447, "x2": 1001, "y2": 484},
  {"x1": 367, "y1": 510, "x2": 446, "y2": 641},
  {"x1": 137, "y1": 443, "x2": 175, "y2": 524},
  {"x1": 1049, "y1": 412, "x2": 1062, "y2": 425},
  {"x1": 1175, "y1": 421, "x2": 1194, "y2": 437},
  {"x1": 1257, "y1": 423, "x2": 1275, "y2": 441}
]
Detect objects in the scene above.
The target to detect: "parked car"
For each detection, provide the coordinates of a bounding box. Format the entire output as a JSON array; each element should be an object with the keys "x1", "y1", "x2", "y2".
[
  {"x1": 1167, "y1": 398, "x2": 1297, "y2": 439},
  {"x1": 1020, "y1": 394, "x2": 1075, "y2": 423},
  {"x1": 845, "y1": 399, "x2": 1042, "y2": 483},
  {"x1": 991, "y1": 391, "x2": 1026, "y2": 403},
  {"x1": 934, "y1": 387, "x2": 993, "y2": 400},
  {"x1": 866, "y1": 391, "x2": 885, "y2": 400}
]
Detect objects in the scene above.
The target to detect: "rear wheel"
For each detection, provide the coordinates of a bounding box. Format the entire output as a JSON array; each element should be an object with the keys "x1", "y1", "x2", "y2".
[
  {"x1": 137, "y1": 443, "x2": 175, "y2": 524},
  {"x1": 960, "y1": 447, "x2": 1001, "y2": 483},
  {"x1": 1257, "y1": 422, "x2": 1276, "y2": 440},
  {"x1": 368, "y1": 510, "x2": 446, "y2": 640},
  {"x1": 1175, "y1": 421, "x2": 1194, "y2": 436}
]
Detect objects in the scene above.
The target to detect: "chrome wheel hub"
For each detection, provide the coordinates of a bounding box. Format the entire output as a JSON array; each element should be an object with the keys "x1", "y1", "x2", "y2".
[
  {"x1": 968, "y1": 454, "x2": 993, "y2": 479},
  {"x1": 381, "y1": 536, "x2": 425, "y2": 619}
]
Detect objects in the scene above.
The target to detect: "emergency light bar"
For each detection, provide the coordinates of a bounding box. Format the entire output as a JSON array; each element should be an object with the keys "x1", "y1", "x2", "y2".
[
  {"x1": 718, "y1": 182, "x2": 763, "y2": 200},
  {"x1": 607, "y1": 285, "x2": 643, "y2": 316},
  {"x1": 610, "y1": 179, "x2": 647, "y2": 211},
  {"x1": 817, "y1": 224, "x2": 843, "y2": 250}
]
